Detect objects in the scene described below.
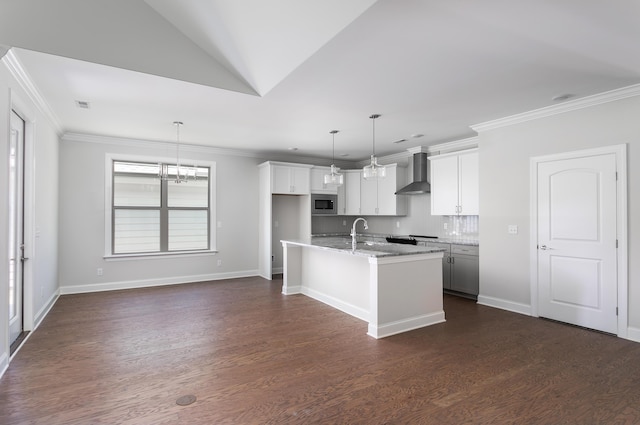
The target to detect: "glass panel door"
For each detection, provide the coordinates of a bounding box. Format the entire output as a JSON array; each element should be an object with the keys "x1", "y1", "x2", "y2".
[{"x1": 9, "y1": 110, "x2": 25, "y2": 345}]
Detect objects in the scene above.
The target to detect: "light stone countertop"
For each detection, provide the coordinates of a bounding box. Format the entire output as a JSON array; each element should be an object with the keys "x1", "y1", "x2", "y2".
[
  {"x1": 310, "y1": 233, "x2": 479, "y2": 247},
  {"x1": 282, "y1": 236, "x2": 447, "y2": 258}
]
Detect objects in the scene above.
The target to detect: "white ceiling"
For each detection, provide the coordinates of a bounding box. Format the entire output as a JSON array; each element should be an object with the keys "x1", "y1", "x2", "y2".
[{"x1": 2, "y1": 0, "x2": 640, "y2": 162}]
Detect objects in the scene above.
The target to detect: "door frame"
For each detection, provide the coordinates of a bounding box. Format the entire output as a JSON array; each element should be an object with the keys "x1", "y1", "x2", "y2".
[
  {"x1": 529, "y1": 144, "x2": 628, "y2": 338},
  {"x1": 7, "y1": 90, "x2": 36, "y2": 346}
]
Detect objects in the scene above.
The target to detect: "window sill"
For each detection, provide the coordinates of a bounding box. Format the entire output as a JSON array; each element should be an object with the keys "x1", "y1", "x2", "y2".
[{"x1": 104, "y1": 250, "x2": 219, "y2": 261}]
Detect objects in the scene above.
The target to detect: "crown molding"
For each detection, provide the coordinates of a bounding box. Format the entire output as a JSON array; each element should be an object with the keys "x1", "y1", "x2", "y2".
[
  {"x1": 471, "y1": 83, "x2": 640, "y2": 133},
  {"x1": 2, "y1": 49, "x2": 63, "y2": 134},
  {"x1": 354, "y1": 136, "x2": 480, "y2": 167},
  {"x1": 61, "y1": 132, "x2": 358, "y2": 167},
  {"x1": 427, "y1": 136, "x2": 479, "y2": 155}
]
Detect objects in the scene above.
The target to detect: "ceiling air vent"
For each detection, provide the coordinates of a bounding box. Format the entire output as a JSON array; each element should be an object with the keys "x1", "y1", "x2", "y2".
[{"x1": 75, "y1": 100, "x2": 90, "y2": 109}]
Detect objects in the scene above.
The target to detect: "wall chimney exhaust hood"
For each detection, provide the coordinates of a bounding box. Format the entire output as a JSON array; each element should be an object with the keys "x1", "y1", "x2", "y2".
[{"x1": 395, "y1": 151, "x2": 430, "y2": 195}]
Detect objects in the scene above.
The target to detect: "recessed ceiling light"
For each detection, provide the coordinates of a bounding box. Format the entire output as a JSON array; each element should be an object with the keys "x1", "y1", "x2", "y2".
[
  {"x1": 552, "y1": 94, "x2": 574, "y2": 102},
  {"x1": 75, "y1": 100, "x2": 90, "y2": 109},
  {"x1": 288, "y1": 147, "x2": 298, "y2": 151},
  {"x1": 410, "y1": 134, "x2": 424, "y2": 139},
  {"x1": 393, "y1": 139, "x2": 407, "y2": 144},
  {"x1": 339, "y1": 153, "x2": 349, "y2": 157}
]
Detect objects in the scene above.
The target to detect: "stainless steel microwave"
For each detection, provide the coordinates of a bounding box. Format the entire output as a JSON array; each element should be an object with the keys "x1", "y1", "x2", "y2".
[{"x1": 311, "y1": 194, "x2": 337, "y2": 215}]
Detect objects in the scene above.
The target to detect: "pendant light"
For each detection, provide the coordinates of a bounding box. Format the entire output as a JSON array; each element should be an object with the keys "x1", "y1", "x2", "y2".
[
  {"x1": 363, "y1": 114, "x2": 386, "y2": 180},
  {"x1": 324, "y1": 130, "x2": 344, "y2": 185},
  {"x1": 158, "y1": 121, "x2": 194, "y2": 184}
]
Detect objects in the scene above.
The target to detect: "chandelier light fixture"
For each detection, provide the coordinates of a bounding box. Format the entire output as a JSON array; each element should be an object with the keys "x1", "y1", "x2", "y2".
[
  {"x1": 324, "y1": 130, "x2": 344, "y2": 186},
  {"x1": 362, "y1": 114, "x2": 386, "y2": 180},
  {"x1": 158, "y1": 121, "x2": 196, "y2": 183}
]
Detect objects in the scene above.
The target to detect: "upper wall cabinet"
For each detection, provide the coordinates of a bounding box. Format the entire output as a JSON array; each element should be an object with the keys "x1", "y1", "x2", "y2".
[
  {"x1": 360, "y1": 164, "x2": 407, "y2": 216},
  {"x1": 310, "y1": 167, "x2": 339, "y2": 194},
  {"x1": 343, "y1": 170, "x2": 362, "y2": 215},
  {"x1": 430, "y1": 149, "x2": 479, "y2": 216},
  {"x1": 271, "y1": 163, "x2": 312, "y2": 195}
]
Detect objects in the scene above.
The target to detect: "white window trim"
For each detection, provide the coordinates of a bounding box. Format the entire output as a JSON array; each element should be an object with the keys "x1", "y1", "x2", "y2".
[{"x1": 104, "y1": 152, "x2": 217, "y2": 259}]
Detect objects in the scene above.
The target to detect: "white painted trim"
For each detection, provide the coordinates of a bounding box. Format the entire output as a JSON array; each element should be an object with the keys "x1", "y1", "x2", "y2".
[
  {"x1": 34, "y1": 290, "x2": 60, "y2": 330},
  {"x1": 8, "y1": 90, "x2": 38, "y2": 338},
  {"x1": 471, "y1": 84, "x2": 640, "y2": 132},
  {"x1": 0, "y1": 352, "x2": 8, "y2": 380},
  {"x1": 427, "y1": 147, "x2": 478, "y2": 161},
  {"x1": 427, "y1": 136, "x2": 479, "y2": 155},
  {"x1": 367, "y1": 311, "x2": 445, "y2": 339},
  {"x1": 59, "y1": 270, "x2": 259, "y2": 295},
  {"x1": 477, "y1": 295, "x2": 532, "y2": 316},
  {"x1": 63, "y1": 132, "x2": 354, "y2": 168},
  {"x1": 355, "y1": 136, "x2": 480, "y2": 168},
  {"x1": 529, "y1": 144, "x2": 628, "y2": 338},
  {"x1": 301, "y1": 287, "x2": 369, "y2": 322},
  {"x1": 627, "y1": 327, "x2": 640, "y2": 344},
  {"x1": 103, "y1": 152, "x2": 217, "y2": 257},
  {"x1": 282, "y1": 285, "x2": 302, "y2": 295},
  {"x1": 2, "y1": 50, "x2": 63, "y2": 134},
  {"x1": 7, "y1": 290, "x2": 61, "y2": 363}
]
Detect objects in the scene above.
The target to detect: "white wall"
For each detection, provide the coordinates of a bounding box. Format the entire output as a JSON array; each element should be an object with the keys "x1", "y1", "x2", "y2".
[
  {"x1": 477, "y1": 94, "x2": 640, "y2": 336},
  {"x1": 0, "y1": 57, "x2": 60, "y2": 371},
  {"x1": 58, "y1": 136, "x2": 262, "y2": 293}
]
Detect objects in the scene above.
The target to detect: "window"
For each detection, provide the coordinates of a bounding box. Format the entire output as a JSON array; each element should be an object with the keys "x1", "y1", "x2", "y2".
[{"x1": 110, "y1": 159, "x2": 213, "y2": 255}]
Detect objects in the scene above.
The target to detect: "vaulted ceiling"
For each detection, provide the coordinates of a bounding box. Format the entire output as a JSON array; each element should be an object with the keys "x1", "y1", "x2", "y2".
[{"x1": 2, "y1": 0, "x2": 640, "y2": 161}]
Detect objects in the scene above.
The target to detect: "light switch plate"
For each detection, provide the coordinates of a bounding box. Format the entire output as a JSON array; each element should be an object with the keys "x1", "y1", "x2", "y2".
[{"x1": 508, "y1": 225, "x2": 518, "y2": 234}]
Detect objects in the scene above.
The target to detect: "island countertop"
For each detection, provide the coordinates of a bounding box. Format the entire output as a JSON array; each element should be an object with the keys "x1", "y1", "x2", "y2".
[{"x1": 281, "y1": 236, "x2": 447, "y2": 258}]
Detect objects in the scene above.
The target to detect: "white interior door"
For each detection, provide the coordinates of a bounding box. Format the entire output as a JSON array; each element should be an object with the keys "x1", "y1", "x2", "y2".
[
  {"x1": 9, "y1": 110, "x2": 26, "y2": 345},
  {"x1": 537, "y1": 153, "x2": 617, "y2": 334}
]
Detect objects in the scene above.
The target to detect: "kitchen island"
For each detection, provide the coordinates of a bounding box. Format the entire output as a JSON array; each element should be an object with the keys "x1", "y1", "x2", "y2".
[{"x1": 281, "y1": 236, "x2": 446, "y2": 338}]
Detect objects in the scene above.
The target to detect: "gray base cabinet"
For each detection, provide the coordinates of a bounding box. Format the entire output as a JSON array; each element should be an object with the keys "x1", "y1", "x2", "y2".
[{"x1": 439, "y1": 243, "x2": 479, "y2": 299}]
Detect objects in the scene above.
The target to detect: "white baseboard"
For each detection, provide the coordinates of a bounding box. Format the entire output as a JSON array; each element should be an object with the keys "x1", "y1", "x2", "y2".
[
  {"x1": 34, "y1": 290, "x2": 60, "y2": 330},
  {"x1": 0, "y1": 352, "x2": 8, "y2": 381},
  {"x1": 368, "y1": 311, "x2": 446, "y2": 339},
  {"x1": 477, "y1": 294, "x2": 532, "y2": 316},
  {"x1": 60, "y1": 269, "x2": 260, "y2": 295},
  {"x1": 301, "y1": 287, "x2": 369, "y2": 322},
  {"x1": 282, "y1": 285, "x2": 301, "y2": 295},
  {"x1": 627, "y1": 326, "x2": 640, "y2": 343}
]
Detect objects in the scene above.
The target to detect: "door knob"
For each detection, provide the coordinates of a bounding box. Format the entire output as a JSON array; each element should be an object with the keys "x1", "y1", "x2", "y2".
[{"x1": 540, "y1": 245, "x2": 551, "y2": 250}]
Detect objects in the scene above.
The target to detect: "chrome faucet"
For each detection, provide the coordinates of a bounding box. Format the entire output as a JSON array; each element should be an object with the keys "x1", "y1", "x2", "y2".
[{"x1": 350, "y1": 217, "x2": 368, "y2": 251}]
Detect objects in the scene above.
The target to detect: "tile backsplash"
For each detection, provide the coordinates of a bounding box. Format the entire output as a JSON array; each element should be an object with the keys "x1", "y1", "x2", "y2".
[{"x1": 443, "y1": 215, "x2": 479, "y2": 239}]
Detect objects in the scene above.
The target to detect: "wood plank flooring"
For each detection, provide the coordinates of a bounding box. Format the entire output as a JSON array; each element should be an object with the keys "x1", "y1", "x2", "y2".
[{"x1": 1, "y1": 276, "x2": 640, "y2": 424}]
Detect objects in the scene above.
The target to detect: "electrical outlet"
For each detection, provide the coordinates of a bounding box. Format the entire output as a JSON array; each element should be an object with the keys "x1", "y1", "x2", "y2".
[
  {"x1": 443, "y1": 222, "x2": 448, "y2": 230},
  {"x1": 217, "y1": 260, "x2": 222, "y2": 266},
  {"x1": 508, "y1": 225, "x2": 518, "y2": 235},
  {"x1": 396, "y1": 221, "x2": 400, "y2": 228},
  {"x1": 343, "y1": 220, "x2": 347, "y2": 226},
  {"x1": 274, "y1": 220, "x2": 279, "y2": 228},
  {"x1": 97, "y1": 268, "x2": 103, "y2": 276}
]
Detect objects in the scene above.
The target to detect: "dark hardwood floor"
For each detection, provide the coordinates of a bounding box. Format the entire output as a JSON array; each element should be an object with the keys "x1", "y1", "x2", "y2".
[{"x1": 1, "y1": 276, "x2": 639, "y2": 424}]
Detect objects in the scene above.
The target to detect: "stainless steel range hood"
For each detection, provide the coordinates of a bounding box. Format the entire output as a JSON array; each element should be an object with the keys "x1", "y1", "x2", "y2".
[{"x1": 395, "y1": 152, "x2": 430, "y2": 195}]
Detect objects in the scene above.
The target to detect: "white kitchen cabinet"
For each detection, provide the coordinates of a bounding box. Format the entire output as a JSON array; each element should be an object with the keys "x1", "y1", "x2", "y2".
[
  {"x1": 359, "y1": 164, "x2": 407, "y2": 216},
  {"x1": 271, "y1": 164, "x2": 311, "y2": 194},
  {"x1": 310, "y1": 167, "x2": 339, "y2": 194},
  {"x1": 258, "y1": 162, "x2": 312, "y2": 280},
  {"x1": 343, "y1": 170, "x2": 361, "y2": 215},
  {"x1": 430, "y1": 149, "x2": 478, "y2": 215}
]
